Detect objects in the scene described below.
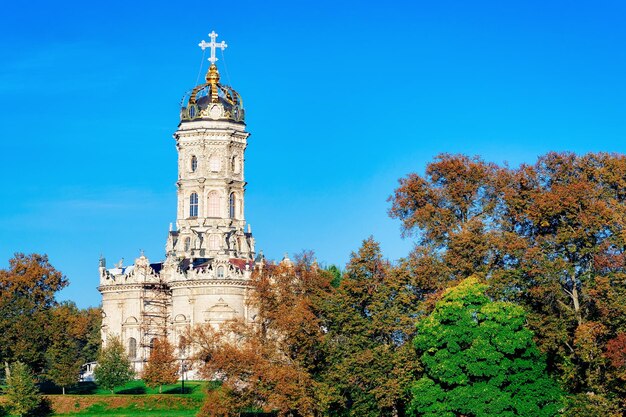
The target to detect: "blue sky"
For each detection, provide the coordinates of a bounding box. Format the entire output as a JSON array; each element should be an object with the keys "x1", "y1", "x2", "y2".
[{"x1": 1, "y1": 0, "x2": 625, "y2": 308}]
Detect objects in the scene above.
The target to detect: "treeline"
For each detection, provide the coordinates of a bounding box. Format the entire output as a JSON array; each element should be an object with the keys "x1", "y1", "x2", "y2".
[
  {"x1": 3, "y1": 151, "x2": 626, "y2": 416},
  {"x1": 186, "y1": 152, "x2": 626, "y2": 417},
  {"x1": 0, "y1": 254, "x2": 101, "y2": 392}
]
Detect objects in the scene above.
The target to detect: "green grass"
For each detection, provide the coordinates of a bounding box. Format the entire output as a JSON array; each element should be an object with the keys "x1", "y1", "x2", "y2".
[
  {"x1": 37, "y1": 380, "x2": 205, "y2": 397},
  {"x1": 54, "y1": 401, "x2": 200, "y2": 417},
  {"x1": 1, "y1": 380, "x2": 208, "y2": 417},
  {"x1": 92, "y1": 380, "x2": 205, "y2": 397}
]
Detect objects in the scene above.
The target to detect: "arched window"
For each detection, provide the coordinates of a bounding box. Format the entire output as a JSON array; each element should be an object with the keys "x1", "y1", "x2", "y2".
[
  {"x1": 184, "y1": 237, "x2": 191, "y2": 252},
  {"x1": 209, "y1": 234, "x2": 220, "y2": 250},
  {"x1": 150, "y1": 338, "x2": 158, "y2": 354},
  {"x1": 189, "y1": 193, "x2": 198, "y2": 217},
  {"x1": 128, "y1": 337, "x2": 137, "y2": 359},
  {"x1": 191, "y1": 155, "x2": 198, "y2": 172},
  {"x1": 208, "y1": 191, "x2": 220, "y2": 217},
  {"x1": 209, "y1": 155, "x2": 221, "y2": 172},
  {"x1": 229, "y1": 193, "x2": 236, "y2": 219},
  {"x1": 217, "y1": 266, "x2": 224, "y2": 278}
]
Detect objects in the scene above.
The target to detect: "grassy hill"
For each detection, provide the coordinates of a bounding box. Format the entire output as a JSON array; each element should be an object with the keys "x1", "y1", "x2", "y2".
[{"x1": 1, "y1": 381, "x2": 205, "y2": 417}]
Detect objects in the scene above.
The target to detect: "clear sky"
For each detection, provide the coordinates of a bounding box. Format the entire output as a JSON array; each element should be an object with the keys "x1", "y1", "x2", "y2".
[{"x1": 1, "y1": 0, "x2": 625, "y2": 308}]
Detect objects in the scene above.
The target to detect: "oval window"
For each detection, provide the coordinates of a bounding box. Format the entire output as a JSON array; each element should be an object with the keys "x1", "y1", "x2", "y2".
[{"x1": 188, "y1": 104, "x2": 198, "y2": 119}]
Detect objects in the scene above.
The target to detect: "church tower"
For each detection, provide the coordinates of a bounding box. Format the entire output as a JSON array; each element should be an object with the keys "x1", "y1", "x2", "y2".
[
  {"x1": 98, "y1": 32, "x2": 260, "y2": 374},
  {"x1": 166, "y1": 33, "x2": 255, "y2": 261}
]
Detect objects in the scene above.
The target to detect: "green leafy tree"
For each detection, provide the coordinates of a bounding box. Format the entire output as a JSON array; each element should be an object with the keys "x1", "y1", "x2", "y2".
[
  {"x1": 45, "y1": 301, "x2": 91, "y2": 394},
  {"x1": 319, "y1": 238, "x2": 421, "y2": 417},
  {"x1": 80, "y1": 307, "x2": 103, "y2": 362},
  {"x1": 143, "y1": 338, "x2": 179, "y2": 393},
  {"x1": 94, "y1": 336, "x2": 134, "y2": 394},
  {"x1": 5, "y1": 361, "x2": 41, "y2": 417},
  {"x1": 45, "y1": 337, "x2": 81, "y2": 394},
  {"x1": 326, "y1": 264, "x2": 342, "y2": 288},
  {"x1": 408, "y1": 277, "x2": 563, "y2": 417}
]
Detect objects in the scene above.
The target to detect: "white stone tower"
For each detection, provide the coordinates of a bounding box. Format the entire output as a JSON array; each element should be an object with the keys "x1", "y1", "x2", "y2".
[
  {"x1": 98, "y1": 32, "x2": 261, "y2": 375},
  {"x1": 165, "y1": 58, "x2": 255, "y2": 262}
]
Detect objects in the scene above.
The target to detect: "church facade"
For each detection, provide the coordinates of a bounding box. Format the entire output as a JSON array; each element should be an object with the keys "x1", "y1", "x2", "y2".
[{"x1": 98, "y1": 32, "x2": 262, "y2": 373}]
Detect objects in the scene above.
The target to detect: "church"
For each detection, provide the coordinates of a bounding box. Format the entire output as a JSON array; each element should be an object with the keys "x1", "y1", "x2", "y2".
[{"x1": 98, "y1": 32, "x2": 266, "y2": 373}]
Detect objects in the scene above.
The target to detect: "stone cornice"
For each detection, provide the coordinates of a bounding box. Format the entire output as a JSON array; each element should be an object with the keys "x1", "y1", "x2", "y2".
[
  {"x1": 169, "y1": 279, "x2": 250, "y2": 288},
  {"x1": 177, "y1": 140, "x2": 248, "y2": 149},
  {"x1": 175, "y1": 120, "x2": 248, "y2": 133},
  {"x1": 99, "y1": 277, "x2": 251, "y2": 293},
  {"x1": 176, "y1": 130, "x2": 249, "y2": 141},
  {"x1": 98, "y1": 284, "x2": 147, "y2": 292},
  {"x1": 179, "y1": 178, "x2": 245, "y2": 186}
]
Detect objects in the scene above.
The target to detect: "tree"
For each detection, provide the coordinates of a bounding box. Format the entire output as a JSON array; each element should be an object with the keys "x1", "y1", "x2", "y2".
[
  {"x1": 318, "y1": 237, "x2": 421, "y2": 417},
  {"x1": 408, "y1": 277, "x2": 563, "y2": 417},
  {"x1": 389, "y1": 152, "x2": 626, "y2": 401},
  {"x1": 80, "y1": 307, "x2": 103, "y2": 363},
  {"x1": 0, "y1": 253, "x2": 68, "y2": 373},
  {"x1": 45, "y1": 337, "x2": 81, "y2": 394},
  {"x1": 5, "y1": 361, "x2": 42, "y2": 417},
  {"x1": 389, "y1": 154, "x2": 502, "y2": 280},
  {"x1": 495, "y1": 152, "x2": 626, "y2": 394},
  {"x1": 191, "y1": 253, "x2": 333, "y2": 417},
  {"x1": 562, "y1": 393, "x2": 621, "y2": 417},
  {"x1": 143, "y1": 337, "x2": 179, "y2": 393},
  {"x1": 45, "y1": 301, "x2": 93, "y2": 394},
  {"x1": 49, "y1": 302, "x2": 103, "y2": 364},
  {"x1": 326, "y1": 264, "x2": 342, "y2": 288},
  {"x1": 94, "y1": 336, "x2": 134, "y2": 394}
]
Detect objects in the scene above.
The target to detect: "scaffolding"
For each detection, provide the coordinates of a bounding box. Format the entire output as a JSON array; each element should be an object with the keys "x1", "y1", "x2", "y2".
[{"x1": 139, "y1": 281, "x2": 171, "y2": 355}]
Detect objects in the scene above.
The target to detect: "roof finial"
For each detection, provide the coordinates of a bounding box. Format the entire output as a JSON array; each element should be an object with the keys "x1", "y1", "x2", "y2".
[{"x1": 198, "y1": 31, "x2": 228, "y2": 65}]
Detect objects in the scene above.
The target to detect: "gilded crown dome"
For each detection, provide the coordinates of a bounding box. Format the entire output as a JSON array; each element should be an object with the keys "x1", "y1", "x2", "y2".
[{"x1": 180, "y1": 64, "x2": 245, "y2": 123}]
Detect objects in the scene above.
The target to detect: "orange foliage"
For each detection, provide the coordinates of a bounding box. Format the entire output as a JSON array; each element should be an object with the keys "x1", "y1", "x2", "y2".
[
  {"x1": 191, "y1": 255, "x2": 332, "y2": 417},
  {"x1": 142, "y1": 338, "x2": 179, "y2": 393},
  {"x1": 606, "y1": 334, "x2": 626, "y2": 369},
  {"x1": 389, "y1": 152, "x2": 626, "y2": 396}
]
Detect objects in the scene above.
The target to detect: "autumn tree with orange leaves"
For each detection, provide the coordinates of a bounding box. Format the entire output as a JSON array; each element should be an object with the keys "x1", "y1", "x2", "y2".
[
  {"x1": 143, "y1": 337, "x2": 179, "y2": 393},
  {"x1": 191, "y1": 253, "x2": 333, "y2": 417},
  {"x1": 0, "y1": 253, "x2": 68, "y2": 373}
]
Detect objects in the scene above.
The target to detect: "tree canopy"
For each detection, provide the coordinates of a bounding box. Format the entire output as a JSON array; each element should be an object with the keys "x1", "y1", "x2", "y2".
[
  {"x1": 0, "y1": 253, "x2": 68, "y2": 372},
  {"x1": 390, "y1": 152, "x2": 626, "y2": 408},
  {"x1": 408, "y1": 277, "x2": 563, "y2": 417},
  {"x1": 45, "y1": 301, "x2": 101, "y2": 393},
  {"x1": 192, "y1": 254, "x2": 331, "y2": 417},
  {"x1": 318, "y1": 238, "x2": 421, "y2": 417}
]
